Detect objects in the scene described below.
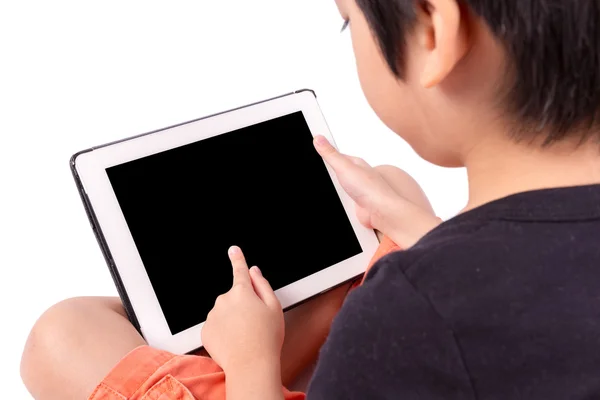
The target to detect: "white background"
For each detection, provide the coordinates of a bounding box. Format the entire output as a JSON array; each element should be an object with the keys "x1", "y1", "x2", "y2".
[{"x1": 0, "y1": 1, "x2": 467, "y2": 398}]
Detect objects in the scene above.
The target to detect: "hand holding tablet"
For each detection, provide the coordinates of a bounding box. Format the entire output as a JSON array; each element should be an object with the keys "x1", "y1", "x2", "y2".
[
  {"x1": 71, "y1": 90, "x2": 379, "y2": 354},
  {"x1": 202, "y1": 246, "x2": 284, "y2": 374}
]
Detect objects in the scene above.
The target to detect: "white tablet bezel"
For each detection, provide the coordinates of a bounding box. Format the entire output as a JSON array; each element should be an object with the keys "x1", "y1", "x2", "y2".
[{"x1": 74, "y1": 90, "x2": 379, "y2": 354}]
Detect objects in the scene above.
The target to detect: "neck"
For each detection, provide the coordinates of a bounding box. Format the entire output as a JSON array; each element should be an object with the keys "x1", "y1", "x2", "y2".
[{"x1": 463, "y1": 135, "x2": 600, "y2": 211}]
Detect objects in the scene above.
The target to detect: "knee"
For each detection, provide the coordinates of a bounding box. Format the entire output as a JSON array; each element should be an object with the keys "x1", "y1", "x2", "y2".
[{"x1": 20, "y1": 298, "x2": 89, "y2": 395}]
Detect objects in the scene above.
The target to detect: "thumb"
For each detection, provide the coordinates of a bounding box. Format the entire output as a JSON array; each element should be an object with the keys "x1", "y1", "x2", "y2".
[{"x1": 249, "y1": 267, "x2": 281, "y2": 310}]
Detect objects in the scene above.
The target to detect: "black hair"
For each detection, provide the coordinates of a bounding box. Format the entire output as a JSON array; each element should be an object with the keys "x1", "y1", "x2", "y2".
[{"x1": 355, "y1": 0, "x2": 600, "y2": 144}]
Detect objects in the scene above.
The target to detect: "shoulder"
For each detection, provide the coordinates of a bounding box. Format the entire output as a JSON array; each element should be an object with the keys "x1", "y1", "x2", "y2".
[
  {"x1": 366, "y1": 217, "x2": 499, "y2": 283},
  {"x1": 361, "y1": 217, "x2": 525, "y2": 316},
  {"x1": 309, "y1": 228, "x2": 480, "y2": 398},
  {"x1": 330, "y1": 220, "x2": 499, "y2": 351},
  {"x1": 359, "y1": 212, "x2": 578, "y2": 340}
]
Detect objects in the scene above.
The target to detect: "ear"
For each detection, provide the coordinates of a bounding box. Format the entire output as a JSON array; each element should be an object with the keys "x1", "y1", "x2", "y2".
[{"x1": 418, "y1": 0, "x2": 469, "y2": 88}]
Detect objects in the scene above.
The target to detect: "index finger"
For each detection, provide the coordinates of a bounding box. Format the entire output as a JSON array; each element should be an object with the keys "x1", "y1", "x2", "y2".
[
  {"x1": 228, "y1": 246, "x2": 251, "y2": 287},
  {"x1": 313, "y1": 135, "x2": 357, "y2": 172}
]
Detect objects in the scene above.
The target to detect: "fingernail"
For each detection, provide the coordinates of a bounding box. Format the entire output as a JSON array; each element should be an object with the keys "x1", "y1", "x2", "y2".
[
  {"x1": 314, "y1": 135, "x2": 329, "y2": 148},
  {"x1": 228, "y1": 246, "x2": 241, "y2": 256},
  {"x1": 252, "y1": 266, "x2": 262, "y2": 276}
]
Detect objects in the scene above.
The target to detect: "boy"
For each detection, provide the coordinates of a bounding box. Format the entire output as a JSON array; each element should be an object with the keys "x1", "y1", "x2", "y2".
[{"x1": 22, "y1": 0, "x2": 600, "y2": 399}]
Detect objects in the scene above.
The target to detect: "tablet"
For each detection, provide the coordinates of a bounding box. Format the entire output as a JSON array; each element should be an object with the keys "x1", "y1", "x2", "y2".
[{"x1": 71, "y1": 89, "x2": 379, "y2": 354}]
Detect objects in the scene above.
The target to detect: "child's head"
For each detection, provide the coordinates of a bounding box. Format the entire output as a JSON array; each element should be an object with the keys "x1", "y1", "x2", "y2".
[{"x1": 336, "y1": 0, "x2": 600, "y2": 167}]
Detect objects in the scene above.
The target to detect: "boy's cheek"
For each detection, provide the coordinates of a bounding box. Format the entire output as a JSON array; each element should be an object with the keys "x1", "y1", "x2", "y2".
[
  {"x1": 333, "y1": 0, "x2": 346, "y2": 17},
  {"x1": 351, "y1": 29, "x2": 421, "y2": 146},
  {"x1": 349, "y1": 12, "x2": 396, "y2": 106}
]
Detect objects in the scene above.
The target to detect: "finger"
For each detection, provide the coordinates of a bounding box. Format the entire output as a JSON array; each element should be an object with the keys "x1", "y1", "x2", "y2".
[
  {"x1": 313, "y1": 135, "x2": 360, "y2": 172},
  {"x1": 348, "y1": 155, "x2": 370, "y2": 168},
  {"x1": 213, "y1": 294, "x2": 225, "y2": 308},
  {"x1": 356, "y1": 205, "x2": 374, "y2": 229},
  {"x1": 314, "y1": 136, "x2": 375, "y2": 192},
  {"x1": 249, "y1": 266, "x2": 280, "y2": 309},
  {"x1": 201, "y1": 323, "x2": 213, "y2": 352},
  {"x1": 228, "y1": 246, "x2": 251, "y2": 287}
]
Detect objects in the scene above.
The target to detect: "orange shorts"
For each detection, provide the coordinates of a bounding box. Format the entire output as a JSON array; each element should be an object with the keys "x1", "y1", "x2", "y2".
[{"x1": 89, "y1": 236, "x2": 400, "y2": 400}]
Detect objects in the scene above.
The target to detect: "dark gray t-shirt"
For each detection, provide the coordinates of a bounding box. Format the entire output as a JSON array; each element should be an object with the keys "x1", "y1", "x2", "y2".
[{"x1": 307, "y1": 185, "x2": 600, "y2": 399}]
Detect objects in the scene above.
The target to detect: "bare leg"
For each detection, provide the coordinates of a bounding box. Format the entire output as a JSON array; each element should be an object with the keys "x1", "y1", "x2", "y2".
[
  {"x1": 21, "y1": 297, "x2": 145, "y2": 400},
  {"x1": 21, "y1": 166, "x2": 434, "y2": 398}
]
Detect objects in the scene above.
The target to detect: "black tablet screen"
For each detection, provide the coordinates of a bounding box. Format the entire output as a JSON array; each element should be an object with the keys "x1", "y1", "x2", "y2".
[{"x1": 106, "y1": 111, "x2": 363, "y2": 335}]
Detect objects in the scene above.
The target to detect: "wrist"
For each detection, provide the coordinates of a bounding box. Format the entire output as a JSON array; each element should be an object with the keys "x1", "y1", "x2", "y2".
[
  {"x1": 226, "y1": 358, "x2": 283, "y2": 400},
  {"x1": 226, "y1": 355, "x2": 281, "y2": 379}
]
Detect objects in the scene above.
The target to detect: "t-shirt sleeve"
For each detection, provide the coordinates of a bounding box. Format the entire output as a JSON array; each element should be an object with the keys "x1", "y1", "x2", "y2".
[{"x1": 306, "y1": 253, "x2": 476, "y2": 400}]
